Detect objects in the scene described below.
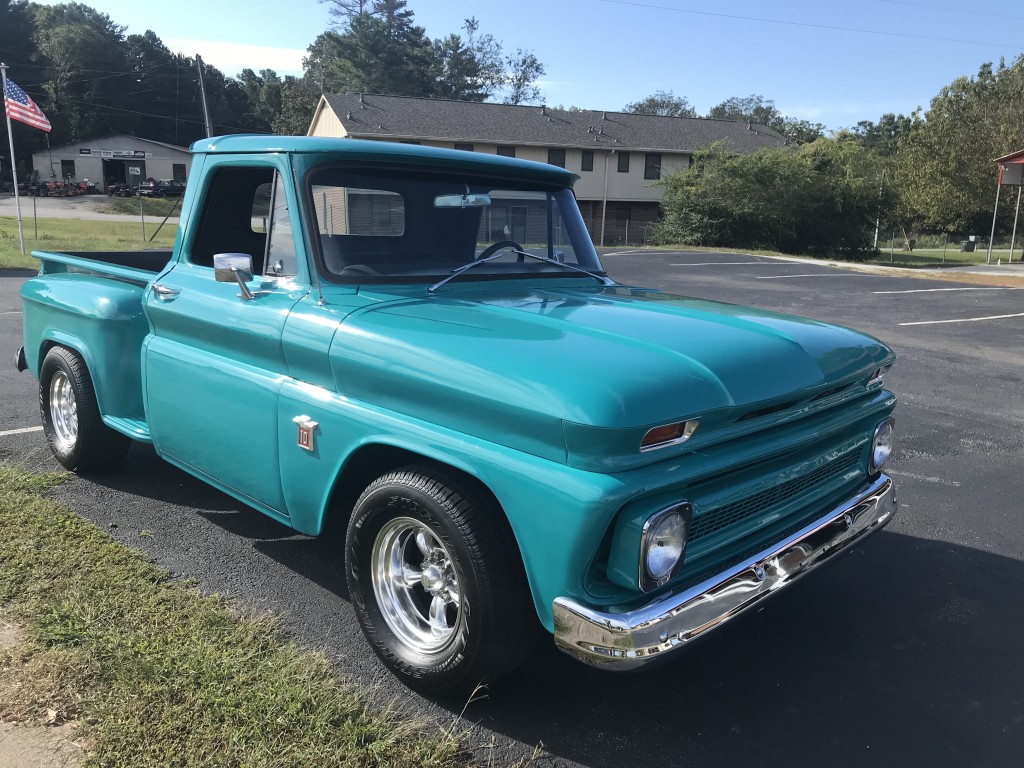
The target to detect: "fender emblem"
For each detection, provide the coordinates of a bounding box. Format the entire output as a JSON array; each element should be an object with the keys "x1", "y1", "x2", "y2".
[{"x1": 292, "y1": 415, "x2": 319, "y2": 452}]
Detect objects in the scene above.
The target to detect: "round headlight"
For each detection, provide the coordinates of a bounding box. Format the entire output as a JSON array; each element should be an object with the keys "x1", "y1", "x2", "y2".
[
  {"x1": 870, "y1": 418, "x2": 895, "y2": 473},
  {"x1": 643, "y1": 509, "x2": 687, "y2": 583}
]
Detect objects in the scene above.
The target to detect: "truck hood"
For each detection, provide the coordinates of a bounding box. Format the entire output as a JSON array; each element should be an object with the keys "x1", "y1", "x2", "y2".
[{"x1": 327, "y1": 283, "x2": 893, "y2": 465}]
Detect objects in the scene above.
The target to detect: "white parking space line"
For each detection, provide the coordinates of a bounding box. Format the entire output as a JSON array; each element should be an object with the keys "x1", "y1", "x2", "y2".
[
  {"x1": 874, "y1": 287, "x2": 1021, "y2": 294},
  {"x1": 0, "y1": 426, "x2": 43, "y2": 437},
  {"x1": 889, "y1": 470, "x2": 961, "y2": 488},
  {"x1": 0, "y1": 310, "x2": 22, "y2": 315},
  {"x1": 671, "y1": 261, "x2": 790, "y2": 266},
  {"x1": 756, "y1": 273, "x2": 880, "y2": 280},
  {"x1": 899, "y1": 312, "x2": 1024, "y2": 326},
  {"x1": 601, "y1": 249, "x2": 665, "y2": 257}
]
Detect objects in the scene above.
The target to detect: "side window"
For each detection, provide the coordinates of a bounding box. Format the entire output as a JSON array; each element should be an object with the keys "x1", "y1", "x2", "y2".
[
  {"x1": 189, "y1": 165, "x2": 276, "y2": 270},
  {"x1": 263, "y1": 172, "x2": 298, "y2": 277}
]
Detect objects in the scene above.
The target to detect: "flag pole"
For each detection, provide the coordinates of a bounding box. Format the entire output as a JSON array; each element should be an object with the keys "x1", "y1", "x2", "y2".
[{"x1": 0, "y1": 62, "x2": 26, "y2": 256}]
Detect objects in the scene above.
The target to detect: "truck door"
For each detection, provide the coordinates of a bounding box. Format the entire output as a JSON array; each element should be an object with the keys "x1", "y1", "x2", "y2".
[{"x1": 144, "y1": 160, "x2": 306, "y2": 515}]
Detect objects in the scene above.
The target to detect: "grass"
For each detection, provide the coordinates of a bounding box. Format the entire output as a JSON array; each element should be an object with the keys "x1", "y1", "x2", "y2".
[
  {"x1": 861, "y1": 247, "x2": 1024, "y2": 269},
  {"x1": 0, "y1": 217, "x2": 176, "y2": 271},
  {"x1": 0, "y1": 463, "x2": 475, "y2": 768},
  {"x1": 634, "y1": 240, "x2": 1024, "y2": 272},
  {"x1": 97, "y1": 196, "x2": 182, "y2": 218}
]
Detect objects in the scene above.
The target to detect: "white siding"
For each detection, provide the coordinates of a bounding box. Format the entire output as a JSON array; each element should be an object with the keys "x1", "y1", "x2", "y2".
[{"x1": 309, "y1": 103, "x2": 348, "y2": 137}]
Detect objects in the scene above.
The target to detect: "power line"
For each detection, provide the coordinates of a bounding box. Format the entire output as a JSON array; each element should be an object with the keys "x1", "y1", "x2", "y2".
[
  {"x1": 595, "y1": 0, "x2": 1023, "y2": 50},
  {"x1": 876, "y1": 0, "x2": 1024, "y2": 23},
  {"x1": 60, "y1": 95, "x2": 259, "y2": 133}
]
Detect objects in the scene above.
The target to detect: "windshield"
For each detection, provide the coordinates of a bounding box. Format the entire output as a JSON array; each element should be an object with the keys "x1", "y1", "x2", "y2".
[{"x1": 307, "y1": 167, "x2": 603, "y2": 282}]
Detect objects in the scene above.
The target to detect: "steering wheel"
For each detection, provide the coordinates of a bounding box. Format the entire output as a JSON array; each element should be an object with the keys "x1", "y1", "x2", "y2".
[{"x1": 478, "y1": 240, "x2": 525, "y2": 262}]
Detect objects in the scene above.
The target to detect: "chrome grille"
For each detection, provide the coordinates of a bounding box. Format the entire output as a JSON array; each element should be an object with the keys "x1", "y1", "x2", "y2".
[{"x1": 690, "y1": 450, "x2": 861, "y2": 542}]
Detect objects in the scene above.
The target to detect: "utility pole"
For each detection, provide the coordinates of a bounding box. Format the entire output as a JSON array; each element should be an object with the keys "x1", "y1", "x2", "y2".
[{"x1": 195, "y1": 55, "x2": 214, "y2": 138}]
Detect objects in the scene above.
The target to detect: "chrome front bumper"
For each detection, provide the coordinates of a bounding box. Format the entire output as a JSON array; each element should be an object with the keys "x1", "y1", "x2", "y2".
[{"x1": 553, "y1": 475, "x2": 896, "y2": 669}]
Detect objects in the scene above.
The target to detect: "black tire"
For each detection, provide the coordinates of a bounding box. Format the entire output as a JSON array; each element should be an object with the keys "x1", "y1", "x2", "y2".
[
  {"x1": 39, "y1": 346, "x2": 131, "y2": 473},
  {"x1": 346, "y1": 464, "x2": 538, "y2": 697}
]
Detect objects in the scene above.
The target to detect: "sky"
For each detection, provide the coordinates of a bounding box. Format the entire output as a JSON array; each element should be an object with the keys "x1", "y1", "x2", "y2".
[{"x1": 27, "y1": 0, "x2": 1024, "y2": 129}]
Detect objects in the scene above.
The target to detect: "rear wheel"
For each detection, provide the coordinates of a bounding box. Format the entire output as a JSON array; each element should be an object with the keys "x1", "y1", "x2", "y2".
[
  {"x1": 346, "y1": 465, "x2": 538, "y2": 697},
  {"x1": 39, "y1": 346, "x2": 131, "y2": 472}
]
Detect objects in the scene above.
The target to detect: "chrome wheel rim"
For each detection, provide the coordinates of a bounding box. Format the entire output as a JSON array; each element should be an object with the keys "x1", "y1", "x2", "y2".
[
  {"x1": 372, "y1": 517, "x2": 462, "y2": 655},
  {"x1": 49, "y1": 370, "x2": 78, "y2": 451}
]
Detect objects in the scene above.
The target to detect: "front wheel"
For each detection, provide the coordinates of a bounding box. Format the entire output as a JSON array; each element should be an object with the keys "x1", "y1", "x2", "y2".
[
  {"x1": 346, "y1": 465, "x2": 537, "y2": 697},
  {"x1": 39, "y1": 346, "x2": 131, "y2": 472}
]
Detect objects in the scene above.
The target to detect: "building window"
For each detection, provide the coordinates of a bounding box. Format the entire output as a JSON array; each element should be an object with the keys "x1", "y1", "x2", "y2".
[
  {"x1": 581, "y1": 150, "x2": 594, "y2": 172},
  {"x1": 548, "y1": 148, "x2": 566, "y2": 168},
  {"x1": 644, "y1": 153, "x2": 662, "y2": 180},
  {"x1": 616, "y1": 207, "x2": 632, "y2": 221},
  {"x1": 497, "y1": 145, "x2": 515, "y2": 158},
  {"x1": 60, "y1": 159, "x2": 75, "y2": 179},
  {"x1": 453, "y1": 143, "x2": 474, "y2": 152},
  {"x1": 172, "y1": 163, "x2": 187, "y2": 182},
  {"x1": 617, "y1": 152, "x2": 630, "y2": 173}
]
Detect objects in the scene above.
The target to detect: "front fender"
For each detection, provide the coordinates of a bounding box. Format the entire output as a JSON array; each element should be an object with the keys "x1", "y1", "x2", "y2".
[{"x1": 276, "y1": 379, "x2": 633, "y2": 631}]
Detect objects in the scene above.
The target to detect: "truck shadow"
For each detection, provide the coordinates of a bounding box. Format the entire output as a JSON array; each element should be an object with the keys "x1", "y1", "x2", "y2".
[
  {"x1": 80, "y1": 447, "x2": 1023, "y2": 766},
  {"x1": 459, "y1": 531, "x2": 1023, "y2": 768},
  {"x1": 85, "y1": 443, "x2": 349, "y2": 596}
]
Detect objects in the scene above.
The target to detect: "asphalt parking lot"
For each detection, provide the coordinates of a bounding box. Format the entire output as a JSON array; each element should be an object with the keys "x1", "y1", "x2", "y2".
[{"x1": 1, "y1": 250, "x2": 1022, "y2": 768}]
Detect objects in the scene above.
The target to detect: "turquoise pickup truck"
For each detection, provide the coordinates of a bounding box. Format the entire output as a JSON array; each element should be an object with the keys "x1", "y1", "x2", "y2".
[{"x1": 16, "y1": 136, "x2": 897, "y2": 696}]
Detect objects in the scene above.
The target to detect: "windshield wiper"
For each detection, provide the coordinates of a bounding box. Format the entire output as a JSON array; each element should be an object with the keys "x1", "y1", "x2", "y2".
[
  {"x1": 510, "y1": 249, "x2": 613, "y2": 286},
  {"x1": 428, "y1": 249, "x2": 511, "y2": 293},
  {"x1": 428, "y1": 249, "x2": 613, "y2": 294}
]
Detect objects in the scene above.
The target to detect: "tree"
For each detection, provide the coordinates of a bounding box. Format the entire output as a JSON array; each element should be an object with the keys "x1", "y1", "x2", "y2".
[
  {"x1": 852, "y1": 113, "x2": 913, "y2": 157},
  {"x1": 432, "y1": 33, "x2": 492, "y2": 101},
  {"x1": 657, "y1": 137, "x2": 886, "y2": 258},
  {"x1": 623, "y1": 90, "x2": 696, "y2": 117},
  {"x1": 706, "y1": 94, "x2": 782, "y2": 128},
  {"x1": 273, "y1": 75, "x2": 322, "y2": 135},
  {"x1": 779, "y1": 118, "x2": 826, "y2": 144},
  {"x1": 319, "y1": 0, "x2": 370, "y2": 28},
  {"x1": 893, "y1": 57, "x2": 1024, "y2": 233},
  {"x1": 318, "y1": 5, "x2": 436, "y2": 96},
  {"x1": 239, "y1": 68, "x2": 284, "y2": 131},
  {"x1": 30, "y1": 2, "x2": 132, "y2": 143},
  {"x1": 502, "y1": 48, "x2": 544, "y2": 105},
  {"x1": 0, "y1": 0, "x2": 45, "y2": 177}
]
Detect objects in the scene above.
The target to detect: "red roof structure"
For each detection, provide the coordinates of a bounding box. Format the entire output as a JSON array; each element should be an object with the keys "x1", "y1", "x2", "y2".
[{"x1": 995, "y1": 148, "x2": 1024, "y2": 165}]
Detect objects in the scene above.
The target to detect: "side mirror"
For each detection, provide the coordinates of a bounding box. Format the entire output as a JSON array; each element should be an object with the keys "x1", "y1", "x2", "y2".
[
  {"x1": 214, "y1": 252, "x2": 256, "y2": 300},
  {"x1": 214, "y1": 252, "x2": 253, "y2": 282}
]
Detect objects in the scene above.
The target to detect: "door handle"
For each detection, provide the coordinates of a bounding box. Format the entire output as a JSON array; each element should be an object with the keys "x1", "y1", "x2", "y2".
[{"x1": 152, "y1": 283, "x2": 181, "y2": 301}]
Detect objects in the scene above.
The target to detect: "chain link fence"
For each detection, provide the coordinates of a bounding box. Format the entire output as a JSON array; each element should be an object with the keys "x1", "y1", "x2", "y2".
[{"x1": 589, "y1": 220, "x2": 659, "y2": 248}]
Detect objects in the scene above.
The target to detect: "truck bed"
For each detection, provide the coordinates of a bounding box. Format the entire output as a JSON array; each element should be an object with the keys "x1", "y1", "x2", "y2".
[{"x1": 33, "y1": 249, "x2": 173, "y2": 284}]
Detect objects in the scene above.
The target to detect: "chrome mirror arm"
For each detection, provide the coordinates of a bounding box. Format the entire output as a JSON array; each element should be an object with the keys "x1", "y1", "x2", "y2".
[{"x1": 232, "y1": 267, "x2": 255, "y2": 301}]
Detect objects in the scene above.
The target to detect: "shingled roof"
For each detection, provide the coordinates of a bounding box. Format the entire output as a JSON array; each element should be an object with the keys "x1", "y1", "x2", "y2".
[{"x1": 318, "y1": 93, "x2": 788, "y2": 154}]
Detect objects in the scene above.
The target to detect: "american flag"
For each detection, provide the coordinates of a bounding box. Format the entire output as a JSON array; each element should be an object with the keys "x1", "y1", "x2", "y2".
[{"x1": 4, "y1": 77, "x2": 51, "y2": 132}]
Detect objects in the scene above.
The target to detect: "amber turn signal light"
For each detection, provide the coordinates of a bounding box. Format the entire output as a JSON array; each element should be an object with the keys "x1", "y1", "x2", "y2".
[{"x1": 640, "y1": 419, "x2": 699, "y2": 452}]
